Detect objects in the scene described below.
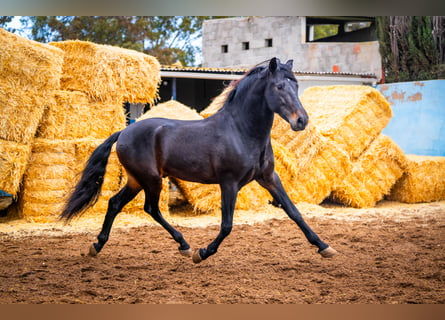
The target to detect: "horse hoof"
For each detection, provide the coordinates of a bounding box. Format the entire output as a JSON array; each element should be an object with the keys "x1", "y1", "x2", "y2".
[
  {"x1": 88, "y1": 244, "x2": 98, "y2": 257},
  {"x1": 192, "y1": 249, "x2": 203, "y2": 264},
  {"x1": 179, "y1": 248, "x2": 192, "y2": 257},
  {"x1": 319, "y1": 246, "x2": 337, "y2": 258}
]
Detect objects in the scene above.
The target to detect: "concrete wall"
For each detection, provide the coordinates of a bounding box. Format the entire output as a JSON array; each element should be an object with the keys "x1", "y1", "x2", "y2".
[
  {"x1": 202, "y1": 16, "x2": 382, "y2": 80},
  {"x1": 378, "y1": 80, "x2": 445, "y2": 156}
]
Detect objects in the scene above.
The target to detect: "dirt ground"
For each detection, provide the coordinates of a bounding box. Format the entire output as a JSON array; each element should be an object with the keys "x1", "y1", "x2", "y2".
[{"x1": 0, "y1": 200, "x2": 444, "y2": 304}]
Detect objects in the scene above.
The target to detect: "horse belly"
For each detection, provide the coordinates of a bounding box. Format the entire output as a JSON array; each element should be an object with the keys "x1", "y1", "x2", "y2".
[
  {"x1": 162, "y1": 156, "x2": 218, "y2": 184},
  {"x1": 161, "y1": 140, "x2": 219, "y2": 184}
]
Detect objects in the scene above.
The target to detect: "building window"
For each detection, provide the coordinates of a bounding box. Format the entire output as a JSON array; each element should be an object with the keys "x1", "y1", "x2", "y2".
[
  {"x1": 304, "y1": 17, "x2": 376, "y2": 43},
  {"x1": 242, "y1": 42, "x2": 250, "y2": 50},
  {"x1": 265, "y1": 38, "x2": 273, "y2": 47},
  {"x1": 221, "y1": 44, "x2": 228, "y2": 53}
]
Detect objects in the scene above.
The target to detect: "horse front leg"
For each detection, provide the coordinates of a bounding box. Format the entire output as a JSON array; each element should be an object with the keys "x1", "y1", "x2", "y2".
[
  {"x1": 192, "y1": 182, "x2": 238, "y2": 263},
  {"x1": 257, "y1": 172, "x2": 337, "y2": 258}
]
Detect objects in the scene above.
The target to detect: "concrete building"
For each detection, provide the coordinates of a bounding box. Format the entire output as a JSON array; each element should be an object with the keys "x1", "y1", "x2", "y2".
[
  {"x1": 148, "y1": 16, "x2": 381, "y2": 115},
  {"x1": 202, "y1": 16, "x2": 382, "y2": 82}
]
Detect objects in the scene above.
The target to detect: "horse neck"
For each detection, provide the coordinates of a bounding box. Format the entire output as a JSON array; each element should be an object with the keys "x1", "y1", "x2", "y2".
[{"x1": 226, "y1": 83, "x2": 274, "y2": 143}]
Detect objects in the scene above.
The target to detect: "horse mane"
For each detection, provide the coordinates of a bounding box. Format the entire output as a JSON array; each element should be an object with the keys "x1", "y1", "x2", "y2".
[{"x1": 223, "y1": 60, "x2": 270, "y2": 107}]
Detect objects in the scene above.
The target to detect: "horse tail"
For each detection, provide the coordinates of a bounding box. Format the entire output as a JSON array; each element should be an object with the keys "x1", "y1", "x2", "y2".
[{"x1": 60, "y1": 131, "x2": 122, "y2": 221}]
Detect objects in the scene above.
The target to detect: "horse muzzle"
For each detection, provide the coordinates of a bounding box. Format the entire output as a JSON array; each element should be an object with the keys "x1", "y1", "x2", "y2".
[{"x1": 289, "y1": 114, "x2": 308, "y2": 131}]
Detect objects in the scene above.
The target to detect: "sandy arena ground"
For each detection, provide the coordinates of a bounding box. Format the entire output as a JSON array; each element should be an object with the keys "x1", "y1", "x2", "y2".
[{"x1": 0, "y1": 200, "x2": 444, "y2": 303}]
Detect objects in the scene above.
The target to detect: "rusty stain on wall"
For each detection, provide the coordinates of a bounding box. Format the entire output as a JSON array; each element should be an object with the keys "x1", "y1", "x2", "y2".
[
  {"x1": 408, "y1": 92, "x2": 422, "y2": 102},
  {"x1": 390, "y1": 90, "x2": 406, "y2": 103},
  {"x1": 377, "y1": 80, "x2": 445, "y2": 156}
]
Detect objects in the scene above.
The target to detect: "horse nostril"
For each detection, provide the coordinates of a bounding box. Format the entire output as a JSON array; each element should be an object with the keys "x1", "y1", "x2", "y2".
[{"x1": 297, "y1": 116, "x2": 307, "y2": 129}]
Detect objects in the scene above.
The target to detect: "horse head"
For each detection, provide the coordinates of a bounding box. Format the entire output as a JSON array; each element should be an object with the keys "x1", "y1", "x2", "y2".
[{"x1": 264, "y1": 57, "x2": 308, "y2": 131}]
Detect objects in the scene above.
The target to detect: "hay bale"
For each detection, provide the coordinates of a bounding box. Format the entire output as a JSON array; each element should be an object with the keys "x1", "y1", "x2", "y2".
[
  {"x1": 387, "y1": 155, "x2": 445, "y2": 203},
  {"x1": 271, "y1": 119, "x2": 351, "y2": 204},
  {"x1": 0, "y1": 28, "x2": 63, "y2": 91},
  {"x1": 331, "y1": 135, "x2": 408, "y2": 208},
  {"x1": 271, "y1": 120, "x2": 324, "y2": 173},
  {"x1": 0, "y1": 29, "x2": 64, "y2": 197},
  {"x1": 0, "y1": 139, "x2": 32, "y2": 196},
  {"x1": 19, "y1": 138, "x2": 123, "y2": 222},
  {"x1": 0, "y1": 83, "x2": 49, "y2": 145},
  {"x1": 19, "y1": 139, "x2": 76, "y2": 222},
  {"x1": 300, "y1": 85, "x2": 392, "y2": 160},
  {"x1": 50, "y1": 40, "x2": 161, "y2": 103},
  {"x1": 74, "y1": 138, "x2": 122, "y2": 192},
  {"x1": 37, "y1": 90, "x2": 126, "y2": 140},
  {"x1": 200, "y1": 85, "x2": 233, "y2": 118},
  {"x1": 137, "y1": 99, "x2": 202, "y2": 121}
]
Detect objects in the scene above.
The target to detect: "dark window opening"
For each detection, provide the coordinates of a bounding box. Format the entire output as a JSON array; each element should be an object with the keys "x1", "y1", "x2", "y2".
[
  {"x1": 265, "y1": 38, "x2": 273, "y2": 47},
  {"x1": 221, "y1": 44, "x2": 228, "y2": 53},
  {"x1": 242, "y1": 42, "x2": 250, "y2": 50},
  {"x1": 305, "y1": 17, "x2": 376, "y2": 43}
]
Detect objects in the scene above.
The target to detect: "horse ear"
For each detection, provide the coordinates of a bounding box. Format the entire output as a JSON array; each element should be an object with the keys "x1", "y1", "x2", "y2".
[
  {"x1": 269, "y1": 57, "x2": 278, "y2": 73},
  {"x1": 286, "y1": 60, "x2": 294, "y2": 70}
]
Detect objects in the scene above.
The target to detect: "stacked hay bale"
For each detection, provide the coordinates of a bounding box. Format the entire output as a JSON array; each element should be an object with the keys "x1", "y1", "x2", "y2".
[
  {"x1": 49, "y1": 40, "x2": 160, "y2": 104},
  {"x1": 295, "y1": 86, "x2": 400, "y2": 207},
  {"x1": 330, "y1": 135, "x2": 408, "y2": 208},
  {"x1": 17, "y1": 40, "x2": 161, "y2": 222},
  {"x1": 271, "y1": 120, "x2": 351, "y2": 204},
  {"x1": 300, "y1": 85, "x2": 393, "y2": 160},
  {"x1": 386, "y1": 155, "x2": 445, "y2": 203},
  {"x1": 0, "y1": 28, "x2": 64, "y2": 197},
  {"x1": 20, "y1": 139, "x2": 76, "y2": 222}
]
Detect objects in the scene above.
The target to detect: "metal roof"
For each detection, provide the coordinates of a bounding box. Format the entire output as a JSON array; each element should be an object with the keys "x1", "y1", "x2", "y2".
[{"x1": 161, "y1": 66, "x2": 377, "y2": 79}]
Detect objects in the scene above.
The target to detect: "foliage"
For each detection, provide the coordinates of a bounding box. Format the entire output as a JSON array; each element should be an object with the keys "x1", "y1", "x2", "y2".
[
  {"x1": 0, "y1": 16, "x2": 224, "y2": 66},
  {"x1": 0, "y1": 16, "x2": 14, "y2": 32},
  {"x1": 313, "y1": 24, "x2": 339, "y2": 41},
  {"x1": 376, "y1": 16, "x2": 445, "y2": 83}
]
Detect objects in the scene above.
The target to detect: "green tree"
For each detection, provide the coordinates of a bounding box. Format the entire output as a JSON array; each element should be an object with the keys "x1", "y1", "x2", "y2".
[
  {"x1": 2, "y1": 16, "x2": 220, "y2": 66},
  {"x1": 376, "y1": 16, "x2": 445, "y2": 83},
  {"x1": 313, "y1": 24, "x2": 339, "y2": 41},
  {"x1": 0, "y1": 16, "x2": 14, "y2": 32}
]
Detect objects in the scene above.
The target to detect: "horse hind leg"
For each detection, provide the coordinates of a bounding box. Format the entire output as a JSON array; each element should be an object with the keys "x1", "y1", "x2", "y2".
[
  {"x1": 89, "y1": 183, "x2": 141, "y2": 256},
  {"x1": 143, "y1": 178, "x2": 192, "y2": 257}
]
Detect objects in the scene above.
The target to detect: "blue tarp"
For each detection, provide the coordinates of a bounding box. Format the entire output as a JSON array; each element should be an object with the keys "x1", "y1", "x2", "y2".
[{"x1": 0, "y1": 190, "x2": 12, "y2": 197}]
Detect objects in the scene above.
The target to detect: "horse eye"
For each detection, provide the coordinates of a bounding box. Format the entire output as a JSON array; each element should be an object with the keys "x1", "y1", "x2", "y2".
[{"x1": 276, "y1": 83, "x2": 284, "y2": 90}]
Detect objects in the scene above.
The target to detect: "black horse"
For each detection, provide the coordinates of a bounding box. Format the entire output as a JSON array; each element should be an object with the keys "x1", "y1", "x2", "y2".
[{"x1": 61, "y1": 57, "x2": 337, "y2": 263}]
